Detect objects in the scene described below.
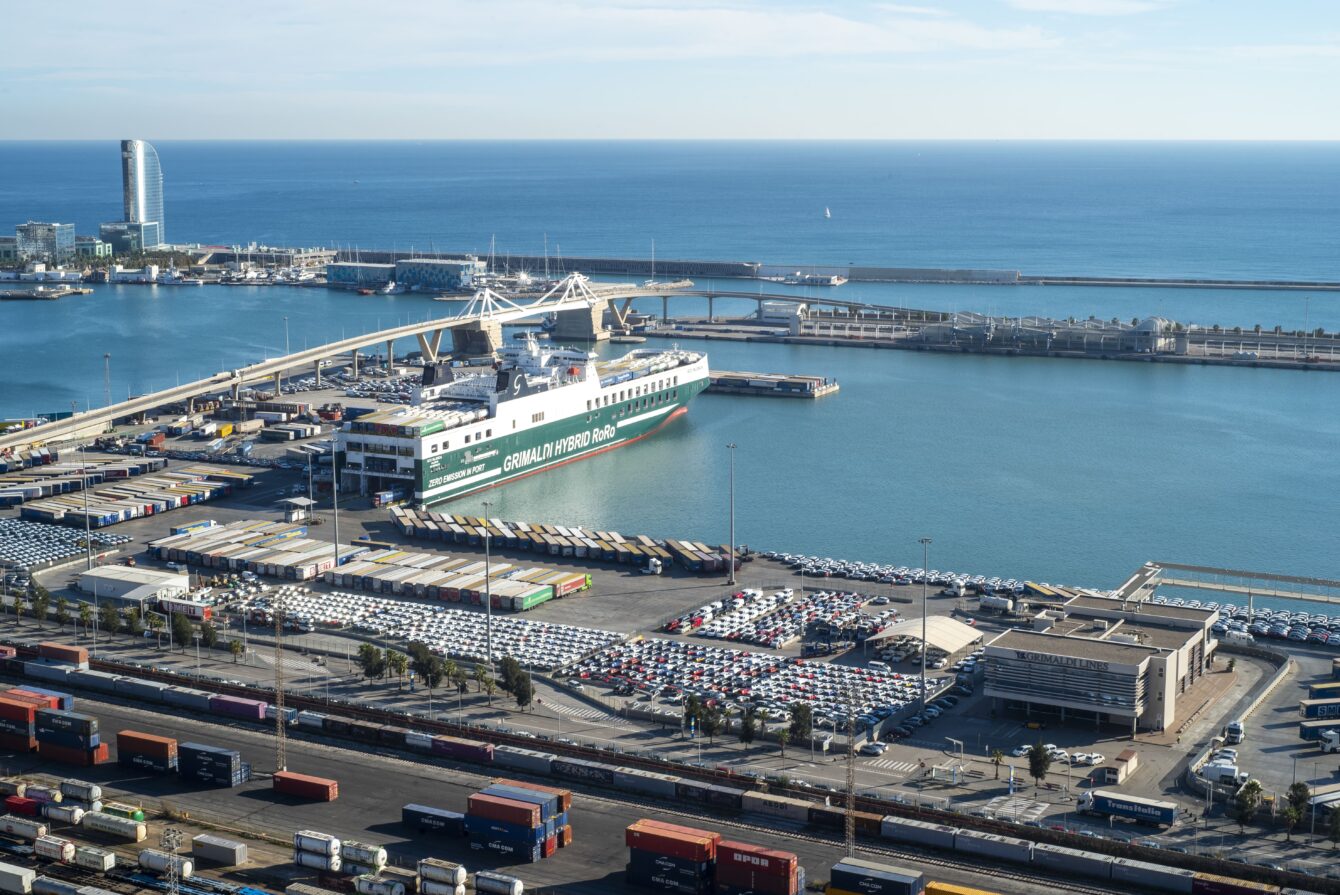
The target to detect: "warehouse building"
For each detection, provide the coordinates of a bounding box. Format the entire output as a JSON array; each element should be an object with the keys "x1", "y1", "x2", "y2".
[
  {"x1": 325, "y1": 261, "x2": 395, "y2": 289},
  {"x1": 984, "y1": 594, "x2": 1217, "y2": 734},
  {"x1": 76, "y1": 566, "x2": 189, "y2": 604},
  {"x1": 394, "y1": 257, "x2": 486, "y2": 292}
]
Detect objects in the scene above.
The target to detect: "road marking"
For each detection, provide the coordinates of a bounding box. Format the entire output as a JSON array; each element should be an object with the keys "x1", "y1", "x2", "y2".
[
  {"x1": 546, "y1": 700, "x2": 625, "y2": 724},
  {"x1": 865, "y1": 759, "x2": 919, "y2": 773}
]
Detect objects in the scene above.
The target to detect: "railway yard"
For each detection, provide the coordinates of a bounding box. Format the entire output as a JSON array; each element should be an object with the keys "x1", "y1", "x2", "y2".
[{"x1": 1, "y1": 459, "x2": 1339, "y2": 894}]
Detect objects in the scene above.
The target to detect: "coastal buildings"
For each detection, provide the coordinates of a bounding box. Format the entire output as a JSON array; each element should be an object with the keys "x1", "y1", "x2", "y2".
[
  {"x1": 326, "y1": 261, "x2": 395, "y2": 289},
  {"x1": 984, "y1": 594, "x2": 1216, "y2": 734},
  {"x1": 393, "y1": 257, "x2": 487, "y2": 291},
  {"x1": 14, "y1": 221, "x2": 76, "y2": 262},
  {"x1": 75, "y1": 235, "x2": 112, "y2": 258},
  {"x1": 96, "y1": 139, "x2": 165, "y2": 252}
]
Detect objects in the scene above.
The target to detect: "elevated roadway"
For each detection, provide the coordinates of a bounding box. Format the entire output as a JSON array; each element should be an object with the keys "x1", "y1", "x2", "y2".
[{"x1": 0, "y1": 274, "x2": 609, "y2": 452}]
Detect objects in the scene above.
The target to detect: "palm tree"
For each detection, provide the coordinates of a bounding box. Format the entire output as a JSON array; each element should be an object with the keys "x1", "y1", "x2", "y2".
[
  {"x1": 229, "y1": 640, "x2": 243, "y2": 663},
  {"x1": 777, "y1": 729, "x2": 790, "y2": 761},
  {"x1": 78, "y1": 602, "x2": 93, "y2": 636}
]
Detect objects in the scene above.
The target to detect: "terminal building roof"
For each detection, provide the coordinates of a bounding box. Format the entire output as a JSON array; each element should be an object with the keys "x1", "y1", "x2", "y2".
[
  {"x1": 864, "y1": 615, "x2": 983, "y2": 654},
  {"x1": 988, "y1": 628, "x2": 1162, "y2": 664}
]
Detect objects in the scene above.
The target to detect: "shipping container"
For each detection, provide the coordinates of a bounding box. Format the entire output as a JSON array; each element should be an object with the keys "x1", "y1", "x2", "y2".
[
  {"x1": 192, "y1": 834, "x2": 247, "y2": 867},
  {"x1": 340, "y1": 842, "x2": 387, "y2": 868},
  {"x1": 417, "y1": 860, "x2": 467, "y2": 886},
  {"x1": 1190, "y1": 873, "x2": 1279, "y2": 895},
  {"x1": 37, "y1": 643, "x2": 89, "y2": 666},
  {"x1": 0, "y1": 862, "x2": 35, "y2": 895},
  {"x1": 353, "y1": 878, "x2": 402, "y2": 895},
  {"x1": 274, "y1": 771, "x2": 338, "y2": 802},
  {"x1": 57, "y1": 780, "x2": 100, "y2": 802},
  {"x1": 626, "y1": 820, "x2": 719, "y2": 863},
  {"x1": 1109, "y1": 858, "x2": 1196, "y2": 894},
  {"x1": 473, "y1": 872, "x2": 523, "y2": 895},
  {"x1": 138, "y1": 851, "x2": 193, "y2": 879},
  {"x1": 952, "y1": 831, "x2": 1033, "y2": 865},
  {"x1": 717, "y1": 841, "x2": 798, "y2": 878},
  {"x1": 293, "y1": 853, "x2": 342, "y2": 873},
  {"x1": 877, "y1": 816, "x2": 959, "y2": 850},
  {"x1": 829, "y1": 858, "x2": 925, "y2": 895},
  {"x1": 72, "y1": 846, "x2": 116, "y2": 873},
  {"x1": 403, "y1": 804, "x2": 466, "y2": 837},
  {"x1": 34, "y1": 836, "x2": 75, "y2": 863},
  {"x1": 0, "y1": 816, "x2": 47, "y2": 840},
  {"x1": 467, "y1": 793, "x2": 541, "y2": 828},
  {"x1": 22, "y1": 786, "x2": 61, "y2": 805},
  {"x1": 0, "y1": 781, "x2": 25, "y2": 798},
  {"x1": 80, "y1": 812, "x2": 146, "y2": 842},
  {"x1": 40, "y1": 805, "x2": 84, "y2": 826},
  {"x1": 207, "y1": 695, "x2": 267, "y2": 720},
  {"x1": 463, "y1": 815, "x2": 546, "y2": 844},
  {"x1": 294, "y1": 831, "x2": 342, "y2": 856},
  {"x1": 6, "y1": 797, "x2": 41, "y2": 817},
  {"x1": 1299, "y1": 698, "x2": 1340, "y2": 719},
  {"x1": 1031, "y1": 844, "x2": 1113, "y2": 880},
  {"x1": 101, "y1": 802, "x2": 145, "y2": 822}
]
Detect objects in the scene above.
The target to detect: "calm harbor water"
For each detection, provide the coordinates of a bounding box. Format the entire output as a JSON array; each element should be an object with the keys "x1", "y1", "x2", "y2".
[{"x1": 1, "y1": 141, "x2": 1337, "y2": 594}]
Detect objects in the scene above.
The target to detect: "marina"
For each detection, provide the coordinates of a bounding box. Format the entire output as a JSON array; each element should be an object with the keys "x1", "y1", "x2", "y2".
[{"x1": 0, "y1": 286, "x2": 91, "y2": 301}]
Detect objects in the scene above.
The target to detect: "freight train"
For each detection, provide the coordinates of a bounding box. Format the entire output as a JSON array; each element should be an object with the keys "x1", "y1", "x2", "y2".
[{"x1": 2, "y1": 658, "x2": 1324, "y2": 895}]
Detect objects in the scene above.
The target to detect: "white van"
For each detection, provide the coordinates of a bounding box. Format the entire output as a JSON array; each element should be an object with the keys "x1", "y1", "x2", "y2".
[
  {"x1": 867, "y1": 660, "x2": 891, "y2": 673},
  {"x1": 1224, "y1": 720, "x2": 1245, "y2": 744}
]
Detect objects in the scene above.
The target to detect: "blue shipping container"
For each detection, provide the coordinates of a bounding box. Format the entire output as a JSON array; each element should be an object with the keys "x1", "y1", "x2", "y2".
[
  {"x1": 35, "y1": 729, "x2": 100, "y2": 750},
  {"x1": 464, "y1": 815, "x2": 546, "y2": 844},
  {"x1": 480, "y1": 784, "x2": 559, "y2": 820},
  {"x1": 402, "y1": 804, "x2": 466, "y2": 836},
  {"x1": 13, "y1": 687, "x2": 73, "y2": 711}
]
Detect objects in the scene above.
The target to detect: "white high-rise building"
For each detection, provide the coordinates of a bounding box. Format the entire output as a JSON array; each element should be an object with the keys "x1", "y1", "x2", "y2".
[{"x1": 120, "y1": 139, "x2": 165, "y2": 247}]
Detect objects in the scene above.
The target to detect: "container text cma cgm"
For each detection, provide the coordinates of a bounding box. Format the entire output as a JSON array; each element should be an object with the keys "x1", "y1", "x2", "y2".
[{"x1": 338, "y1": 336, "x2": 709, "y2": 505}]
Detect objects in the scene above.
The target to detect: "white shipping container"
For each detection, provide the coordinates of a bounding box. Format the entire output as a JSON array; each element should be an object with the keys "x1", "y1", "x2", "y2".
[
  {"x1": 340, "y1": 842, "x2": 387, "y2": 868},
  {"x1": 417, "y1": 860, "x2": 466, "y2": 886},
  {"x1": 293, "y1": 852, "x2": 341, "y2": 873},
  {"x1": 57, "y1": 781, "x2": 100, "y2": 803},
  {"x1": 418, "y1": 882, "x2": 464, "y2": 895},
  {"x1": 81, "y1": 813, "x2": 146, "y2": 842},
  {"x1": 40, "y1": 805, "x2": 85, "y2": 826},
  {"x1": 353, "y1": 877, "x2": 403, "y2": 895},
  {"x1": 73, "y1": 847, "x2": 116, "y2": 873},
  {"x1": 293, "y1": 831, "x2": 341, "y2": 856},
  {"x1": 0, "y1": 817, "x2": 48, "y2": 841},
  {"x1": 137, "y1": 851, "x2": 193, "y2": 879},
  {"x1": 0, "y1": 861, "x2": 35, "y2": 895},
  {"x1": 191, "y1": 834, "x2": 247, "y2": 867},
  {"x1": 472, "y1": 872, "x2": 522, "y2": 895},
  {"x1": 34, "y1": 836, "x2": 75, "y2": 863}
]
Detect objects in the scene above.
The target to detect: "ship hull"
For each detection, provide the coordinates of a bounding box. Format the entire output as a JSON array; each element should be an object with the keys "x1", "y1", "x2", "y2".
[{"x1": 417, "y1": 378, "x2": 705, "y2": 505}]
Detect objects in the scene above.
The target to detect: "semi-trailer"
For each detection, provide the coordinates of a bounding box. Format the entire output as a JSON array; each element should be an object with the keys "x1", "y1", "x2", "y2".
[
  {"x1": 1300, "y1": 698, "x2": 1340, "y2": 719},
  {"x1": 1299, "y1": 719, "x2": 1339, "y2": 741},
  {"x1": 1076, "y1": 789, "x2": 1178, "y2": 827}
]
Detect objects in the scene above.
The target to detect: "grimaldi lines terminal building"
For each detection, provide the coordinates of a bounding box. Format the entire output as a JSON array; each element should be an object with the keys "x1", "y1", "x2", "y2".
[{"x1": 984, "y1": 595, "x2": 1217, "y2": 736}]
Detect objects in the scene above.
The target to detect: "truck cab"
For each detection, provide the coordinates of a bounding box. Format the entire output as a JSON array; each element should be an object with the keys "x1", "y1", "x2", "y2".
[
  {"x1": 1224, "y1": 720, "x2": 1245, "y2": 744},
  {"x1": 1321, "y1": 730, "x2": 1340, "y2": 755}
]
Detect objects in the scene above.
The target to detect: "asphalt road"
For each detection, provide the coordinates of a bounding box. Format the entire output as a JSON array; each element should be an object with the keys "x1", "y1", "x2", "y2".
[{"x1": 1, "y1": 693, "x2": 1126, "y2": 895}]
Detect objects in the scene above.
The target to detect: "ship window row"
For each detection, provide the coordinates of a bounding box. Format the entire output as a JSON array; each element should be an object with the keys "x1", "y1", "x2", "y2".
[{"x1": 531, "y1": 412, "x2": 545, "y2": 423}]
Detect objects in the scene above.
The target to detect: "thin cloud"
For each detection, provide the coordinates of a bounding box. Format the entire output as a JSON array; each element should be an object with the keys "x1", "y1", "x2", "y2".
[{"x1": 1006, "y1": 0, "x2": 1164, "y2": 15}]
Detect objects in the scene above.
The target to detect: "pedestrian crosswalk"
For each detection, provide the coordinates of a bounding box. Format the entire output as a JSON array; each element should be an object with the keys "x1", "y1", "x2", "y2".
[
  {"x1": 546, "y1": 700, "x2": 619, "y2": 723},
  {"x1": 864, "y1": 758, "x2": 919, "y2": 774},
  {"x1": 985, "y1": 795, "x2": 1049, "y2": 822}
]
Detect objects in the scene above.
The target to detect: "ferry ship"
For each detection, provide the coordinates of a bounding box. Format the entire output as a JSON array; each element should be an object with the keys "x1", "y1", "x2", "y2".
[{"x1": 339, "y1": 334, "x2": 709, "y2": 505}]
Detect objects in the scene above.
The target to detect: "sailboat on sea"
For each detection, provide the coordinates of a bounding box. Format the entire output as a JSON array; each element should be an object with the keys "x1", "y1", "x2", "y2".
[{"x1": 824, "y1": 207, "x2": 831, "y2": 219}]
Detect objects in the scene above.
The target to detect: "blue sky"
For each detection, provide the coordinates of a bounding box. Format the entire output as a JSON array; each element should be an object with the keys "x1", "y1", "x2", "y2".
[{"x1": 4, "y1": 0, "x2": 1338, "y2": 139}]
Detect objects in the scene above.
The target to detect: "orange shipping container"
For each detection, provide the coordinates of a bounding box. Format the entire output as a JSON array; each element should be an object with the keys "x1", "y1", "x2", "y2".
[
  {"x1": 625, "y1": 819, "x2": 718, "y2": 863},
  {"x1": 38, "y1": 642, "x2": 89, "y2": 665},
  {"x1": 117, "y1": 730, "x2": 178, "y2": 759}
]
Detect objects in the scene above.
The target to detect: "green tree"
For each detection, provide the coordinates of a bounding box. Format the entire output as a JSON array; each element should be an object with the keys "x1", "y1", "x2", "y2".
[
  {"x1": 229, "y1": 639, "x2": 243, "y2": 663},
  {"x1": 9, "y1": 591, "x2": 23, "y2": 621},
  {"x1": 55, "y1": 597, "x2": 70, "y2": 627},
  {"x1": 1027, "y1": 743, "x2": 1052, "y2": 787},
  {"x1": 99, "y1": 601, "x2": 121, "y2": 637},
  {"x1": 473, "y1": 663, "x2": 490, "y2": 695},
  {"x1": 991, "y1": 748, "x2": 1005, "y2": 780},
  {"x1": 78, "y1": 601, "x2": 93, "y2": 635},
  {"x1": 126, "y1": 607, "x2": 144, "y2": 637},
  {"x1": 31, "y1": 587, "x2": 51, "y2": 627},
  {"x1": 684, "y1": 694, "x2": 702, "y2": 731},
  {"x1": 513, "y1": 671, "x2": 534, "y2": 710},
  {"x1": 1231, "y1": 780, "x2": 1263, "y2": 832},
  {"x1": 739, "y1": 708, "x2": 757, "y2": 745},
  {"x1": 777, "y1": 729, "x2": 790, "y2": 760},
  {"x1": 200, "y1": 620, "x2": 218, "y2": 650},
  {"x1": 788, "y1": 702, "x2": 813, "y2": 743},
  {"x1": 356, "y1": 643, "x2": 386, "y2": 680},
  {"x1": 387, "y1": 650, "x2": 409, "y2": 689},
  {"x1": 498, "y1": 656, "x2": 524, "y2": 695},
  {"x1": 1227, "y1": 657, "x2": 1237, "y2": 673},
  {"x1": 1283, "y1": 805, "x2": 1303, "y2": 842},
  {"x1": 451, "y1": 664, "x2": 469, "y2": 698},
  {"x1": 700, "y1": 705, "x2": 723, "y2": 744},
  {"x1": 170, "y1": 612, "x2": 193, "y2": 652},
  {"x1": 1287, "y1": 782, "x2": 1312, "y2": 816},
  {"x1": 480, "y1": 674, "x2": 497, "y2": 706}
]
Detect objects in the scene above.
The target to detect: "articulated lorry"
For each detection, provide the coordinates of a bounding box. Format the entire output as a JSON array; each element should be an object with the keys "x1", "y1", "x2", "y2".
[{"x1": 1076, "y1": 789, "x2": 1178, "y2": 827}]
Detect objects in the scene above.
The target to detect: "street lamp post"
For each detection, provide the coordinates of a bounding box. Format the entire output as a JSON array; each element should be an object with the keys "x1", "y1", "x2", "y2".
[
  {"x1": 103, "y1": 353, "x2": 111, "y2": 411},
  {"x1": 193, "y1": 633, "x2": 201, "y2": 674},
  {"x1": 483, "y1": 499, "x2": 494, "y2": 671},
  {"x1": 726, "y1": 443, "x2": 737, "y2": 587},
  {"x1": 919, "y1": 537, "x2": 932, "y2": 713},
  {"x1": 283, "y1": 316, "x2": 291, "y2": 356},
  {"x1": 78, "y1": 438, "x2": 93, "y2": 570}
]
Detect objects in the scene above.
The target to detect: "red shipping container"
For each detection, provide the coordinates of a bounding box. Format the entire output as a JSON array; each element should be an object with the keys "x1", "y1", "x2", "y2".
[
  {"x1": 467, "y1": 793, "x2": 540, "y2": 828},
  {"x1": 4, "y1": 796, "x2": 40, "y2": 816},
  {"x1": 541, "y1": 835, "x2": 557, "y2": 859},
  {"x1": 717, "y1": 841, "x2": 799, "y2": 878},
  {"x1": 0, "y1": 646, "x2": 16, "y2": 658},
  {"x1": 37, "y1": 741, "x2": 99, "y2": 766},
  {"x1": 37, "y1": 642, "x2": 89, "y2": 665},
  {"x1": 92, "y1": 742, "x2": 110, "y2": 764},
  {"x1": 715, "y1": 863, "x2": 800, "y2": 895},
  {"x1": 0, "y1": 696, "x2": 37, "y2": 723},
  {"x1": 0, "y1": 732, "x2": 35, "y2": 752},
  {"x1": 496, "y1": 778, "x2": 573, "y2": 813},
  {"x1": 625, "y1": 820, "x2": 718, "y2": 863},
  {"x1": 559, "y1": 825, "x2": 573, "y2": 848},
  {"x1": 1, "y1": 691, "x2": 56, "y2": 711},
  {"x1": 274, "y1": 770, "x2": 339, "y2": 801},
  {"x1": 117, "y1": 730, "x2": 178, "y2": 760}
]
